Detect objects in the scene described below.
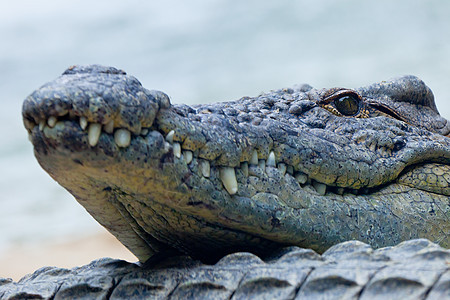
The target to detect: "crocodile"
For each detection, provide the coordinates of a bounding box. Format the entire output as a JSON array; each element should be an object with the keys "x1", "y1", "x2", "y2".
[{"x1": 3, "y1": 65, "x2": 449, "y2": 297}]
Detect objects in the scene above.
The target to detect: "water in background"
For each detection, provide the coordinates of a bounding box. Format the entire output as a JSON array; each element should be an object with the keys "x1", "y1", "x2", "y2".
[{"x1": 1, "y1": 0, "x2": 449, "y2": 254}]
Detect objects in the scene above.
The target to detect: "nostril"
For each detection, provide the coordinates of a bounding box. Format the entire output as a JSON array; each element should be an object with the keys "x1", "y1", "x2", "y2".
[{"x1": 393, "y1": 137, "x2": 407, "y2": 151}]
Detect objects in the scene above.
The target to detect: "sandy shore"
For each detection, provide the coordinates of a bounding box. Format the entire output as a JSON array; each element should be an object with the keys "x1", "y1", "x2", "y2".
[{"x1": 0, "y1": 229, "x2": 138, "y2": 281}]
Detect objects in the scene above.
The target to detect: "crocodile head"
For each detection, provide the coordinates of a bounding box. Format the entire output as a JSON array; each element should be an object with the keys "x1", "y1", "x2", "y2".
[{"x1": 23, "y1": 65, "x2": 450, "y2": 262}]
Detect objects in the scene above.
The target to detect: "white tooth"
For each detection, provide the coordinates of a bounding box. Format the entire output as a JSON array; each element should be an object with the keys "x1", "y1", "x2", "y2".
[
  {"x1": 141, "y1": 129, "x2": 149, "y2": 136},
  {"x1": 104, "y1": 120, "x2": 114, "y2": 133},
  {"x1": 201, "y1": 160, "x2": 210, "y2": 177},
  {"x1": 278, "y1": 163, "x2": 286, "y2": 175},
  {"x1": 88, "y1": 123, "x2": 102, "y2": 146},
  {"x1": 47, "y1": 116, "x2": 57, "y2": 128},
  {"x1": 250, "y1": 150, "x2": 258, "y2": 165},
  {"x1": 287, "y1": 165, "x2": 294, "y2": 175},
  {"x1": 43, "y1": 127, "x2": 50, "y2": 138},
  {"x1": 166, "y1": 130, "x2": 175, "y2": 144},
  {"x1": 295, "y1": 173, "x2": 308, "y2": 184},
  {"x1": 80, "y1": 117, "x2": 88, "y2": 130},
  {"x1": 241, "y1": 162, "x2": 248, "y2": 177},
  {"x1": 258, "y1": 159, "x2": 265, "y2": 171},
  {"x1": 173, "y1": 142, "x2": 181, "y2": 158},
  {"x1": 183, "y1": 150, "x2": 193, "y2": 164},
  {"x1": 313, "y1": 181, "x2": 327, "y2": 196},
  {"x1": 267, "y1": 151, "x2": 276, "y2": 167},
  {"x1": 163, "y1": 142, "x2": 171, "y2": 153},
  {"x1": 39, "y1": 120, "x2": 45, "y2": 131},
  {"x1": 114, "y1": 129, "x2": 131, "y2": 147},
  {"x1": 220, "y1": 167, "x2": 238, "y2": 195}
]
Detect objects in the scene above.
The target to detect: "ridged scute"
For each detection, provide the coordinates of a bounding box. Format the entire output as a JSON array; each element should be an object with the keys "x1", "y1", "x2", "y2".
[{"x1": 1, "y1": 239, "x2": 448, "y2": 299}]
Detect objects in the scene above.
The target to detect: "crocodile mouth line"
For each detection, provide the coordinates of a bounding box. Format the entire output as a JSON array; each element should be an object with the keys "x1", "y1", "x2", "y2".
[{"x1": 26, "y1": 113, "x2": 450, "y2": 198}]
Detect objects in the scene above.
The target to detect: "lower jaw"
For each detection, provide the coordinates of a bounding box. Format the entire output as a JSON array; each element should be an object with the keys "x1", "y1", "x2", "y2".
[
  {"x1": 32, "y1": 128, "x2": 450, "y2": 255},
  {"x1": 108, "y1": 188, "x2": 286, "y2": 262}
]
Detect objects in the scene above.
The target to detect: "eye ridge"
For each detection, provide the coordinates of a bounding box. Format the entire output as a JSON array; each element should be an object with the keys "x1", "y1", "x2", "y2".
[{"x1": 322, "y1": 90, "x2": 362, "y2": 117}]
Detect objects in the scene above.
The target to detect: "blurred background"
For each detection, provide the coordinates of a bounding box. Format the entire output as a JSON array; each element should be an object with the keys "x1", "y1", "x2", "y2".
[{"x1": 1, "y1": 0, "x2": 449, "y2": 280}]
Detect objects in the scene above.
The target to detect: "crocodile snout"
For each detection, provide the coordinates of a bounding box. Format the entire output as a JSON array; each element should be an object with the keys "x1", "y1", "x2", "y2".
[{"x1": 23, "y1": 64, "x2": 171, "y2": 148}]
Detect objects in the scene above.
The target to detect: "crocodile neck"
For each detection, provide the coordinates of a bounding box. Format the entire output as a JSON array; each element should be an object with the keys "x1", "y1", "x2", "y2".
[{"x1": 23, "y1": 65, "x2": 450, "y2": 262}]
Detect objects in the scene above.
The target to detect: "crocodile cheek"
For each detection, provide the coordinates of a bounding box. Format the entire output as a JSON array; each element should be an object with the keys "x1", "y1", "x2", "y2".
[{"x1": 397, "y1": 163, "x2": 450, "y2": 196}]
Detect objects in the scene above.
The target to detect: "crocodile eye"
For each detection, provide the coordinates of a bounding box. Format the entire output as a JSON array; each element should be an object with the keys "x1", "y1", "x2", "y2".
[
  {"x1": 321, "y1": 89, "x2": 364, "y2": 117},
  {"x1": 334, "y1": 94, "x2": 360, "y2": 116}
]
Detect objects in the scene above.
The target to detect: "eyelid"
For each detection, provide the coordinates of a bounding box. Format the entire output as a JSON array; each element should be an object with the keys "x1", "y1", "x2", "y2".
[{"x1": 321, "y1": 90, "x2": 362, "y2": 104}]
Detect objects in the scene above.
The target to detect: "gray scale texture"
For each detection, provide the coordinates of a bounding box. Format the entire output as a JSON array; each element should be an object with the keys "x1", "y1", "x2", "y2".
[
  {"x1": 21, "y1": 65, "x2": 450, "y2": 263},
  {"x1": 1, "y1": 239, "x2": 449, "y2": 300},
  {"x1": 14, "y1": 65, "x2": 450, "y2": 298}
]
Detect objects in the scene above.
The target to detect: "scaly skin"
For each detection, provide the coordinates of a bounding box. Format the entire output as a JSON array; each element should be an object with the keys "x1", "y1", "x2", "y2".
[
  {"x1": 22, "y1": 65, "x2": 449, "y2": 264},
  {"x1": 2, "y1": 239, "x2": 449, "y2": 299}
]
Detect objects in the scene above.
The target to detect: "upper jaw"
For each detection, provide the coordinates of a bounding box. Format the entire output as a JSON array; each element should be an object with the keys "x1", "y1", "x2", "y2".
[{"x1": 23, "y1": 64, "x2": 171, "y2": 138}]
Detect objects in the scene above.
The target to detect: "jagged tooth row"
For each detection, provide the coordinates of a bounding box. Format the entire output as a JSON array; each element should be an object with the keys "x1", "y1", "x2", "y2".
[
  {"x1": 40, "y1": 116, "x2": 137, "y2": 148},
  {"x1": 39, "y1": 116, "x2": 334, "y2": 196},
  {"x1": 163, "y1": 130, "x2": 331, "y2": 197}
]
